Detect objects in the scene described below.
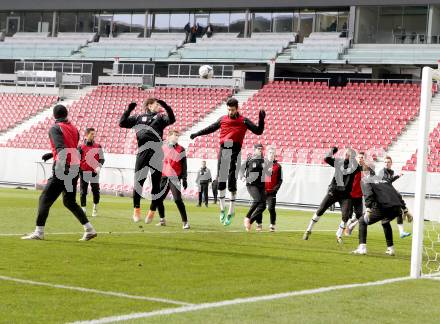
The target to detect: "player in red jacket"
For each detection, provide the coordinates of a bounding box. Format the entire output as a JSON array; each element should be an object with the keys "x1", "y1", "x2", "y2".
[
  {"x1": 153, "y1": 129, "x2": 190, "y2": 229},
  {"x1": 344, "y1": 151, "x2": 367, "y2": 236},
  {"x1": 190, "y1": 98, "x2": 265, "y2": 226},
  {"x1": 265, "y1": 146, "x2": 283, "y2": 232},
  {"x1": 78, "y1": 127, "x2": 105, "y2": 217},
  {"x1": 22, "y1": 105, "x2": 97, "y2": 241}
]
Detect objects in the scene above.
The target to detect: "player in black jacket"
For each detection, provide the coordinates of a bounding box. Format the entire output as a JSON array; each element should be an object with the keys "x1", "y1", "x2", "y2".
[
  {"x1": 303, "y1": 147, "x2": 362, "y2": 242},
  {"x1": 352, "y1": 165, "x2": 406, "y2": 256},
  {"x1": 381, "y1": 156, "x2": 412, "y2": 238},
  {"x1": 119, "y1": 97, "x2": 175, "y2": 223},
  {"x1": 240, "y1": 143, "x2": 267, "y2": 232}
]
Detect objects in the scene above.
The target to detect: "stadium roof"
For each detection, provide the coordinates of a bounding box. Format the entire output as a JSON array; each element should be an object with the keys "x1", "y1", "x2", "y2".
[{"x1": 0, "y1": 0, "x2": 439, "y2": 11}]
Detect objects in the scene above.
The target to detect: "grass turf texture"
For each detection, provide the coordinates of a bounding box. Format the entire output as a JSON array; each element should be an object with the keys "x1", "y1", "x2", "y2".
[{"x1": 0, "y1": 187, "x2": 438, "y2": 323}]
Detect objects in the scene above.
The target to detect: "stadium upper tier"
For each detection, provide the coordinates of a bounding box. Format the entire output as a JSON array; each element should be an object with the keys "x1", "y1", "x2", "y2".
[
  {"x1": 343, "y1": 44, "x2": 440, "y2": 65},
  {"x1": 291, "y1": 32, "x2": 349, "y2": 61},
  {"x1": 0, "y1": 94, "x2": 58, "y2": 133},
  {"x1": 0, "y1": 31, "x2": 439, "y2": 64},
  {"x1": 0, "y1": 32, "x2": 96, "y2": 59},
  {"x1": 3, "y1": 86, "x2": 232, "y2": 154},
  {"x1": 187, "y1": 81, "x2": 420, "y2": 164},
  {"x1": 176, "y1": 32, "x2": 296, "y2": 61}
]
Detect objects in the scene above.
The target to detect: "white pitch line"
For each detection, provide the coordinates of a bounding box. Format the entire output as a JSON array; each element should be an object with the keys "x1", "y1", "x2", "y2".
[
  {"x1": 0, "y1": 275, "x2": 192, "y2": 306},
  {"x1": 70, "y1": 276, "x2": 411, "y2": 324},
  {"x1": 0, "y1": 229, "x2": 335, "y2": 237},
  {"x1": 425, "y1": 276, "x2": 440, "y2": 281}
]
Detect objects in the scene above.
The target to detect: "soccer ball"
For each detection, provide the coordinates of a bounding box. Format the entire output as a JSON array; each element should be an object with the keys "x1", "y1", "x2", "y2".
[{"x1": 199, "y1": 65, "x2": 214, "y2": 79}]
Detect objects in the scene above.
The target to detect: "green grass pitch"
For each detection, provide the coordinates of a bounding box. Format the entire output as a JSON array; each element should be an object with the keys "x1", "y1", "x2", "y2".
[{"x1": 0, "y1": 188, "x2": 439, "y2": 323}]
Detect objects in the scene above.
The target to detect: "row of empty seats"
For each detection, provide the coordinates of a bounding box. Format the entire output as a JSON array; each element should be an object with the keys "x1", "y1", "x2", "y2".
[
  {"x1": 77, "y1": 33, "x2": 185, "y2": 59},
  {"x1": 0, "y1": 32, "x2": 96, "y2": 59},
  {"x1": 343, "y1": 44, "x2": 440, "y2": 65},
  {"x1": 292, "y1": 32, "x2": 349, "y2": 60},
  {"x1": 187, "y1": 81, "x2": 420, "y2": 163},
  {"x1": 0, "y1": 94, "x2": 58, "y2": 132},
  {"x1": 4, "y1": 86, "x2": 232, "y2": 154},
  {"x1": 1, "y1": 31, "x2": 440, "y2": 63},
  {"x1": 403, "y1": 124, "x2": 440, "y2": 172},
  {"x1": 178, "y1": 32, "x2": 296, "y2": 61}
]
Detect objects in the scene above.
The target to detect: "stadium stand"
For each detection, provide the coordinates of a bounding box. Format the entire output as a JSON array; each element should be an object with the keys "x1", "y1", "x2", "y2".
[
  {"x1": 187, "y1": 81, "x2": 420, "y2": 163},
  {"x1": 343, "y1": 44, "x2": 440, "y2": 65},
  {"x1": 0, "y1": 32, "x2": 85, "y2": 59},
  {"x1": 178, "y1": 33, "x2": 296, "y2": 61},
  {"x1": 0, "y1": 94, "x2": 58, "y2": 133},
  {"x1": 4, "y1": 86, "x2": 232, "y2": 153},
  {"x1": 292, "y1": 32, "x2": 349, "y2": 60},
  {"x1": 77, "y1": 34, "x2": 184, "y2": 60}
]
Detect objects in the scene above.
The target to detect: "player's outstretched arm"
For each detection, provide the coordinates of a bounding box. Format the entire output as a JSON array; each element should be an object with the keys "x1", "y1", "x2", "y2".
[
  {"x1": 157, "y1": 99, "x2": 176, "y2": 125},
  {"x1": 119, "y1": 102, "x2": 138, "y2": 128},
  {"x1": 244, "y1": 109, "x2": 265, "y2": 135},
  {"x1": 181, "y1": 148, "x2": 188, "y2": 189},
  {"x1": 324, "y1": 147, "x2": 338, "y2": 167},
  {"x1": 273, "y1": 165, "x2": 283, "y2": 193},
  {"x1": 190, "y1": 118, "x2": 221, "y2": 140}
]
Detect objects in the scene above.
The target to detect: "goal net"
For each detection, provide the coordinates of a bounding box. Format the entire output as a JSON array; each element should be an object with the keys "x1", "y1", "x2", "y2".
[{"x1": 410, "y1": 64, "x2": 440, "y2": 278}]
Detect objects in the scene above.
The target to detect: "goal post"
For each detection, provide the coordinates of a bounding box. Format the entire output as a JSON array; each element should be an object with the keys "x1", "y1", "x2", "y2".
[{"x1": 410, "y1": 65, "x2": 440, "y2": 278}]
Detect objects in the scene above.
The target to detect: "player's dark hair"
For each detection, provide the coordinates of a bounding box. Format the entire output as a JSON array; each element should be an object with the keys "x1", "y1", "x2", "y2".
[
  {"x1": 144, "y1": 98, "x2": 156, "y2": 107},
  {"x1": 85, "y1": 127, "x2": 95, "y2": 135},
  {"x1": 385, "y1": 156, "x2": 393, "y2": 162},
  {"x1": 226, "y1": 98, "x2": 239, "y2": 108}
]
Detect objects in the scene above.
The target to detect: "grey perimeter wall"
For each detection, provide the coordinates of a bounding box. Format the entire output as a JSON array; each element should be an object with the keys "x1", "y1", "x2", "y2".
[{"x1": 1, "y1": 0, "x2": 440, "y2": 11}]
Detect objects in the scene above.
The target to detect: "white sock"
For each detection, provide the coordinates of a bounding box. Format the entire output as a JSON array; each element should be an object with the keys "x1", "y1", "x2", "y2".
[
  {"x1": 387, "y1": 245, "x2": 395, "y2": 251},
  {"x1": 360, "y1": 243, "x2": 367, "y2": 250},
  {"x1": 93, "y1": 204, "x2": 97, "y2": 210},
  {"x1": 336, "y1": 221, "x2": 346, "y2": 238},
  {"x1": 228, "y1": 192, "x2": 236, "y2": 215},
  {"x1": 82, "y1": 207, "x2": 86, "y2": 212},
  {"x1": 219, "y1": 190, "x2": 226, "y2": 211},
  {"x1": 36, "y1": 226, "x2": 45, "y2": 234},
  {"x1": 83, "y1": 222, "x2": 94, "y2": 232},
  {"x1": 306, "y1": 213, "x2": 320, "y2": 232},
  {"x1": 397, "y1": 223, "x2": 405, "y2": 234}
]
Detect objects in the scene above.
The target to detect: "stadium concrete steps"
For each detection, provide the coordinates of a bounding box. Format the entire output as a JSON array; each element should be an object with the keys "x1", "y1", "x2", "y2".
[
  {"x1": 179, "y1": 89, "x2": 258, "y2": 148},
  {"x1": 386, "y1": 95, "x2": 440, "y2": 171},
  {"x1": 0, "y1": 86, "x2": 97, "y2": 145},
  {"x1": 275, "y1": 44, "x2": 296, "y2": 63}
]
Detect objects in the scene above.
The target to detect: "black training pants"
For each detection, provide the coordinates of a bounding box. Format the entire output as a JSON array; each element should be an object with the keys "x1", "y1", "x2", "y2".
[
  {"x1": 316, "y1": 191, "x2": 352, "y2": 223},
  {"x1": 266, "y1": 193, "x2": 277, "y2": 225},
  {"x1": 359, "y1": 206, "x2": 402, "y2": 247},
  {"x1": 133, "y1": 147, "x2": 163, "y2": 209},
  {"x1": 36, "y1": 174, "x2": 89, "y2": 226},
  {"x1": 79, "y1": 170, "x2": 100, "y2": 207},
  {"x1": 154, "y1": 176, "x2": 188, "y2": 223},
  {"x1": 349, "y1": 197, "x2": 364, "y2": 220},
  {"x1": 217, "y1": 144, "x2": 241, "y2": 192},
  {"x1": 198, "y1": 182, "x2": 209, "y2": 206},
  {"x1": 246, "y1": 185, "x2": 266, "y2": 224}
]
